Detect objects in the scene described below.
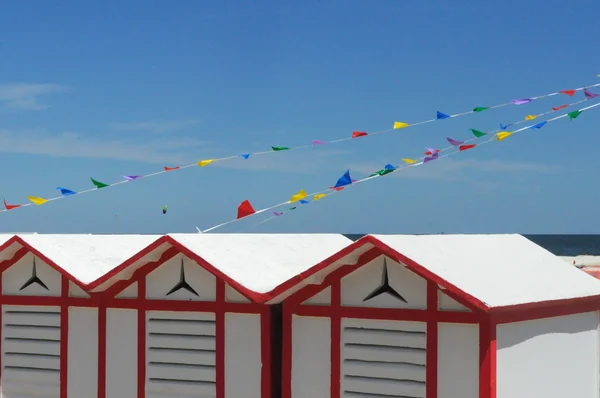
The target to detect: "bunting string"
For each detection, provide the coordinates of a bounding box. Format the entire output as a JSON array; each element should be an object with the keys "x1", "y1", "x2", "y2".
[
  {"x1": 200, "y1": 100, "x2": 600, "y2": 232},
  {"x1": 2, "y1": 82, "x2": 599, "y2": 214}
]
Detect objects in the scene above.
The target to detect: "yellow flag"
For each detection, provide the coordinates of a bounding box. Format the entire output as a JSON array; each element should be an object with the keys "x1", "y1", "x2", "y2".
[
  {"x1": 525, "y1": 115, "x2": 537, "y2": 120},
  {"x1": 497, "y1": 132, "x2": 512, "y2": 141},
  {"x1": 314, "y1": 194, "x2": 327, "y2": 201},
  {"x1": 290, "y1": 189, "x2": 307, "y2": 203},
  {"x1": 197, "y1": 159, "x2": 214, "y2": 167},
  {"x1": 393, "y1": 121, "x2": 409, "y2": 129},
  {"x1": 402, "y1": 158, "x2": 416, "y2": 164},
  {"x1": 27, "y1": 196, "x2": 47, "y2": 205}
]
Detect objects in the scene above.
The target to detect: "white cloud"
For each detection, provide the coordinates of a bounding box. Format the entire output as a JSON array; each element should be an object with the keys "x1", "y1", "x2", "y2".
[
  {"x1": 0, "y1": 83, "x2": 67, "y2": 110},
  {"x1": 109, "y1": 120, "x2": 200, "y2": 133}
]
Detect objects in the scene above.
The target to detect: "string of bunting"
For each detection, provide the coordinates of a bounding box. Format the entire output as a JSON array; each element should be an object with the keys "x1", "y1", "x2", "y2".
[
  {"x1": 2, "y1": 82, "x2": 599, "y2": 214},
  {"x1": 200, "y1": 99, "x2": 600, "y2": 232}
]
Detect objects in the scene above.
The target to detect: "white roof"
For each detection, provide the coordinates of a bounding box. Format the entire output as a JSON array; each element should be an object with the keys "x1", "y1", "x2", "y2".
[
  {"x1": 17, "y1": 234, "x2": 161, "y2": 284},
  {"x1": 371, "y1": 234, "x2": 600, "y2": 308},
  {"x1": 169, "y1": 233, "x2": 353, "y2": 293}
]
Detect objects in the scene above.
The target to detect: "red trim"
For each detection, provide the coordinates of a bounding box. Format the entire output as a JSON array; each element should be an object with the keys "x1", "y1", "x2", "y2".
[
  {"x1": 97, "y1": 297, "x2": 107, "y2": 398},
  {"x1": 137, "y1": 276, "x2": 146, "y2": 398},
  {"x1": 479, "y1": 317, "x2": 496, "y2": 398},
  {"x1": 491, "y1": 294, "x2": 600, "y2": 324},
  {"x1": 60, "y1": 276, "x2": 69, "y2": 398},
  {"x1": 330, "y1": 280, "x2": 341, "y2": 398},
  {"x1": 216, "y1": 280, "x2": 225, "y2": 398},
  {"x1": 294, "y1": 305, "x2": 478, "y2": 323},
  {"x1": 0, "y1": 296, "x2": 94, "y2": 306},
  {"x1": 260, "y1": 307, "x2": 271, "y2": 398},
  {"x1": 281, "y1": 303, "x2": 292, "y2": 398},
  {"x1": 426, "y1": 281, "x2": 438, "y2": 398}
]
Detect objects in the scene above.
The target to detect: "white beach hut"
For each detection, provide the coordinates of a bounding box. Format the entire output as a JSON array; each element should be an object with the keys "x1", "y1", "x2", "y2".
[{"x1": 278, "y1": 234, "x2": 600, "y2": 398}]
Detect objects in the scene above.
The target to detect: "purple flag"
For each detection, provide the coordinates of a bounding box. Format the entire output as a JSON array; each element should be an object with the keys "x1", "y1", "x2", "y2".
[
  {"x1": 446, "y1": 137, "x2": 464, "y2": 146},
  {"x1": 424, "y1": 147, "x2": 439, "y2": 163},
  {"x1": 512, "y1": 98, "x2": 532, "y2": 105},
  {"x1": 124, "y1": 175, "x2": 142, "y2": 180},
  {"x1": 584, "y1": 88, "x2": 599, "y2": 99},
  {"x1": 312, "y1": 140, "x2": 326, "y2": 145},
  {"x1": 273, "y1": 211, "x2": 283, "y2": 216}
]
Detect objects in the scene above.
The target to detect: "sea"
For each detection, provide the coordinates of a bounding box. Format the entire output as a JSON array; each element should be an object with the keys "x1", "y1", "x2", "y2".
[{"x1": 343, "y1": 234, "x2": 600, "y2": 257}]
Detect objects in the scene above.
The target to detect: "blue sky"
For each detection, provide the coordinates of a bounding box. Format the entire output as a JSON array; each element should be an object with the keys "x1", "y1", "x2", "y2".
[{"x1": 0, "y1": 0, "x2": 599, "y2": 234}]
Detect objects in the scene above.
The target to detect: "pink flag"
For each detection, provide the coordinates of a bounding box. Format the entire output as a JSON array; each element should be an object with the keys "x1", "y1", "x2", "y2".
[
  {"x1": 446, "y1": 137, "x2": 464, "y2": 146},
  {"x1": 512, "y1": 98, "x2": 532, "y2": 105},
  {"x1": 585, "y1": 88, "x2": 599, "y2": 99},
  {"x1": 312, "y1": 140, "x2": 326, "y2": 145}
]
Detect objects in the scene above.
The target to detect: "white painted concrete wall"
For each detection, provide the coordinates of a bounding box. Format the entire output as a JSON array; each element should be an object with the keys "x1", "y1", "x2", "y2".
[
  {"x1": 225, "y1": 313, "x2": 261, "y2": 398},
  {"x1": 302, "y1": 286, "x2": 331, "y2": 306},
  {"x1": 497, "y1": 311, "x2": 600, "y2": 398},
  {"x1": 437, "y1": 323, "x2": 479, "y2": 398},
  {"x1": 68, "y1": 307, "x2": 98, "y2": 398},
  {"x1": 438, "y1": 291, "x2": 469, "y2": 311},
  {"x1": 146, "y1": 254, "x2": 216, "y2": 301},
  {"x1": 225, "y1": 284, "x2": 250, "y2": 303},
  {"x1": 291, "y1": 316, "x2": 331, "y2": 398},
  {"x1": 1, "y1": 305, "x2": 61, "y2": 397},
  {"x1": 105, "y1": 308, "x2": 138, "y2": 398},
  {"x1": 3, "y1": 253, "x2": 61, "y2": 296}
]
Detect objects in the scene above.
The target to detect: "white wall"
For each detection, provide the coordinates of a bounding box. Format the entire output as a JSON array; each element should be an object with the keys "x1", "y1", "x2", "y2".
[
  {"x1": 302, "y1": 287, "x2": 331, "y2": 306},
  {"x1": 341, "y1": 256, "x2": 427, "y2": 309},
  {"x1": 106, "y1": 308, "x2": 138, "y2": 398},
  {"x1": 225, "y1": 284, "x2": 250, "y2": 303},
  {"x1": 438, "y1": 291, "x2": 469, "y2": 311},
  {"x1": 497, "y1": 311, "x2": 600, "y2": 398},
  {"x1": 225, "y1": 313, "x2": 261, "y2": 398},
  {"x1": 146, "y1": 254, "x2": 216, "y2": 301},
  {"x1": 292, "y1": 316, "x2": 331, "y2": 398},
  {"x1": 341, "y1": 318, "x2": 426, "y2": 398},
  {"x1": 68, "y1": 307, "x2": 99, "y2": 398},
  {"x1": 437, "y1": 323, "x2": 479, "y2": 398},
  {"x1": 2, "y1": 252, "x2": 61, "y2": 296},
  {"x1": 1, "y1": 305, "x2": 61, "y2": 397}
]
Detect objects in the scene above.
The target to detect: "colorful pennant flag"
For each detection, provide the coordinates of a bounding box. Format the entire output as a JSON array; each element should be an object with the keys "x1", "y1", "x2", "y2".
[
  {"x1": 525, "y1": 115, "x2": 538, "y2": 120},
  {"x1": 238, "y1": 154, "x2": 251, "y2": 160},
  {"x1": 393, "y1": 122, "x2": 409, "y2": 129},
  {"x1": 560, "y1": 89, "x2": 576, "y2": 96},
  {"x1": 27, "y1": 196, "x2": 48, "y2": 205},
  {"x1": 197, "y1": 159, "x2": 213, "y2": 167},
  {"x1": 402, "y1": 158, "x2": 416, "y2": 164},
  {"x1": 290, "y1": 189, "x2": 308, "y2": 203},
  {"x1": 3, "y1": 199, "x2": 20, "y2": 210},
  {"x1": 299, "y1": 199, "x2": 309, "y2": 204},
  {"x1": 473, "y1": 107, "x2": 489, "y2": 112},
  {"x1": 91, "y1": 178, "x2": 109, "y2": 189},
  {"x1": 57, "y1": 187, "x2": 76, "y2": 196},
  {"x1": 271, "y1": 146, "x2": 290, "y2": 151},
  {"x1": 512, "y1": 99, "x2": 532, "y2": 105},
  {"x1": 352, "y1": 131, "x2": 368, "y2": 139},
  {"x1": 314, "y1": 194, "x2": 327, "y2": 200},
  {"x1": 436, "y1": 111, "x2": 450, "y2": 120},
  {"x1": 237, "y1": 200, "x2": 256, "y2": 219},
  {"x1": 424, "y1": 147, "x2": 439, "y2": 163},
  {"x1": 530, "y1": 121, "x2": 547, "y2": 129},
  {"x1": 500, "y1": 123, "x2": 513, "y2": 130},
  {"x1": 552, "y1": 105, "x2": 568, "y2": 111},
  {"x1": 446, "y1": 137, "x2": 464, "y2": 146},
  {"x1": 470, "y1": 128, "x2": 486, "y2": 138},
  {"x1": 124, "y1": 175, "x2": 142, "y2": 181},
  {"x1": 164, "y1": 166, "x2": 180, "y2": 171},
  {"x1": 312, "y1": 140, "x2": 326, "y2": 146},
  {"x1": 568, "y1": 110, "x2": 582, "y2": 120},
  {"x1": 584, "y1": 88, "x2": 599, "y2": 99},
  {"x1": 273, "y1": 211, "x2": 283, "y2": 216},
  {"x1": 497, "y1": 132, "x2": 512, "y2": 141},
  {"x1": 334, "y1": 170, "x2": 353, "y2": 188},
  {"x1": 459, "y1": 144, "x2": 476, "y2": 151},
  {"x1": 424, "y1": 149, "x2": 440, "y2": 155}
]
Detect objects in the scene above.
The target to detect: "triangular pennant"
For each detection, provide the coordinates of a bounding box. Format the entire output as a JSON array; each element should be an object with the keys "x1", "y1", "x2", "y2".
[
  {"x1": 27, "y1": 196, "x2": 48, "y2": 205},
  {"x1": 459, "y1": 144, "x2": 476, "y2": 151},
  {"x1": 56, "y1": 187, "x2": 76, "y2": 196},
  {"x1": 236, "y1": 200, "x2": 256, "y2": 219},
  {"x1": 393, "y1": 121, "x2": 409, "y2": 129},
  {"x1": 560, "y1": 89, "x2": 576, "y2": 96},
  {"x1": 314, "y1": 194, "x2": 327, "y2": 200},
  {"x1": 271, "y1": 146, "x2": 290, "y2": 151},
  {"x1": 334, "y1": 170, "x2": 353, "y2": 188},
  {"x1": 525, "y1": 114, "x2": 537, "y2": 120},
  {"x1": 584, "y1": 88, "x2": 599, "y2": 99},
  {"x1": 197, "y1": 159, "x2": 213, "y2": 167},
  {"x1": 312, "y1": 140, "x2": 326, "y2": 146},
  {"x1": 436, "y1": 111, "x2": 450, "y2": 120},
  {"x1": 500, "y1": 123, "x2": 513, "y2": 130},
  {"x1": 290, "y1": 189, "x2": 308, "y2": 203},
  {"x1": 384, "y1": 164, "x2": 398, "y2": 171},
  {"x1": 124, "y1": 175, "x2": 142, "y2": 181},
  {"x1": 423, "y1": 147, "x2": 439, "y2": 163},
  {"x1": 4, "y1": 199, "x2": 20, "y2": 210},
  {"x1": 424, "y1": 149, "x2": 440, "y2": 155},
  {"x1": 238, "y1": 153, "x2": 251, "y2": 160},
  {"x1": 329, "y1": 186, "x2": 344, "y2": 191},
  {"x1": 512, "y1": 98, "x2": 532, "y2": 105},
  {"x1": 402, "y1": 158, "x2": 416, "y2": 164},
  {"x1": 273, "y1": 211, "x2": 283, "y2": 216},
  {"x1": 552, "y1": 104, "x2": 568, "y2": 111},
  {"x1": 473, "y1": 107, "x2": 488, "y2": 112},
  {"x1": 496, "y1": 132, "x2": 512, "y2": 141},
  {"x1": 164, "y1": 166, "x2": 180, "y2": 171},
  {"x1": 299, "y1": 199, "x2": 309, "y2": 204},
  {"x1": 290, "y1": 207, "x2": 297, "y2": 211},
  {"x1": 446, "y1": 137, "x2": 464, "y2": 146},
  {"x1": 351, "y1": 131, "x2": 368, "y2": 138},
  {"x1": 530, "y1": 121, "x2": 547, "y2": 129},
  {"x1": 91, "y1": 178, "x2": 109, "y2": 189},
  {"x1": 568, "y1": 110, "x2": 582, "y2": 120},
  {"x1": 470, "y1": 128, "x2": 486, "y2": 138}
]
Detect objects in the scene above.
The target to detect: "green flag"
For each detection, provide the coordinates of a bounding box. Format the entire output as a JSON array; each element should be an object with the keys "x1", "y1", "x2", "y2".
[
  {"x1": 469, "y1": 128, "x2": 486, "y2": 138},
  {"x1": 568, "y1": 110, "x2": 582, "y2": 120},
  {"x1": 90, "y1": 178, "x2": 109, "y2": 189},
  {"x1": 473, "y1": 107, "x2": 489, "y2": 113},
  {"x1": 271, "y1": 146, "x2": 290, "y2": 151}
]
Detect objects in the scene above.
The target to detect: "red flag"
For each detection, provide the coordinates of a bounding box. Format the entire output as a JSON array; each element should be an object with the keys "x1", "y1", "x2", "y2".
[
  {"x1": 329, "y1": 186, "x2": 344, "y2": 191},
  {"x1": 424, "y1": 149, "x2": 440, "y2": 155},
  {"x1": 560, "y1": 89, "x2": 576, "y2": 97},
  {"x1": 3, "y1": 199, "x2": 20, "y2": 210},
  {"x1": 459, "y1": 144, "x2": 476, "y2": 151},
  {"x1": 352, "y1": 131, "x2": 368, "y2": 138},
  {"x1": 164, "y1": 166, "x2": 180, "y2": 171},
  {"x1": 237, "y1": 200, "x2": 256, "y2": 219},
  {"x1": 552, "y1": 104, "x2": 568, "y2": 111}
]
